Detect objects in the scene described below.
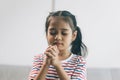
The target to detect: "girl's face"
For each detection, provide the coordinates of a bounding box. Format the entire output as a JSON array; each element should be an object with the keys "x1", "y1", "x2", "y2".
[{"x1": 46, "y1": 17, "x2": 77, "y2": 52}]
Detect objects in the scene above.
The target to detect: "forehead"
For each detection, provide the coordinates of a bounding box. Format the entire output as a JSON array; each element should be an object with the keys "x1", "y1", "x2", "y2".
[{"x1": 48, "y1": 17, "x2": 71, "y2": 30}]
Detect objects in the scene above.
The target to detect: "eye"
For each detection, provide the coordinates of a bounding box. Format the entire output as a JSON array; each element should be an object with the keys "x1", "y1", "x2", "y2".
[
  {"x1": 50, "y1": 30, "x2": 57, "y2": 35},
  {"x1": 62, "y1": 32, "x2": 68, "y2": 35}
]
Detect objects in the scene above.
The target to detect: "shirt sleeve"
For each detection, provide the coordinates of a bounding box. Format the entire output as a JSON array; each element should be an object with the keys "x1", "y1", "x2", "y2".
[
  {"x1": 71, "y1": 56, "x2": 87, "y2": 80},
  {"x1": 28, "y1": 54, "x2": 44, "y2": 80}
]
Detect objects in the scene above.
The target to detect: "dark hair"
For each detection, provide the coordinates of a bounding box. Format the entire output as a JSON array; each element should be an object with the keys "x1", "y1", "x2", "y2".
[{"x1": 45, "y1": 10, "x2": 88, "y2": 57}]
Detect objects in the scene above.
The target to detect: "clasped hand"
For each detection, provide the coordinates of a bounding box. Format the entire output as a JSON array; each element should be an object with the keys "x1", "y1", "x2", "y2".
[{"x1": 44, "y1": 45, "x2": 60, "y2": 67}]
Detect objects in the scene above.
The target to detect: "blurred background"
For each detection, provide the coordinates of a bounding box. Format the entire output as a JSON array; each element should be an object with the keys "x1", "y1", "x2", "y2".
[{"x1": 0, "y1": 0, "x2": 120, "y2": 68}]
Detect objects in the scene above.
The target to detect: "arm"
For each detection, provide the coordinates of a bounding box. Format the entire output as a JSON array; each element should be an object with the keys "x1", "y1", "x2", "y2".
[
  {"x1": 45, "y1": 45, "x2": 70, "y2": 80},
  {"x1": 54, "y1": 64, "x2": 70, "y2": 80},
  {"x1": 28, "y1": 54, "x2": 50, "y2": 80},
  {"x1": 34, "y1": 46, "x2": 54, "y2": 80},
  {"x1": 34, "y1": 53, "x2": 52, "y2": 80},
  {"x1": 34, "y1": 64, "x2": 49, "y2": 80}
]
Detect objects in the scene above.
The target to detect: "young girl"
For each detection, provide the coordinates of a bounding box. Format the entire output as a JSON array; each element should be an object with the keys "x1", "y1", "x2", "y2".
[{"x1": 29, "y1": 10, "x2": 87, "y2": 80}]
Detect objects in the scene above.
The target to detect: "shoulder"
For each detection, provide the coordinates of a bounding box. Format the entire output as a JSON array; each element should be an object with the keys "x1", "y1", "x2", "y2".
[
  {"x1": 72, "y1": 54, "x2": 86, "y2": 63},
  {"x1": 33, "y1": 53, "x2": 45, "y2": 61}
]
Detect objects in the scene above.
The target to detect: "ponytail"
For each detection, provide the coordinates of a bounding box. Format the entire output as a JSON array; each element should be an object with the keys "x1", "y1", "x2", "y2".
[{"x1": 71, "y1": 26, "x2": 87, "y2": 57}]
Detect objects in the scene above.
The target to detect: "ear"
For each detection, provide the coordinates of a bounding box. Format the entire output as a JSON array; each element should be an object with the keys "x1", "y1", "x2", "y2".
[{"x1": 72, "y1": 31, "x2": 77, "y2": 41}]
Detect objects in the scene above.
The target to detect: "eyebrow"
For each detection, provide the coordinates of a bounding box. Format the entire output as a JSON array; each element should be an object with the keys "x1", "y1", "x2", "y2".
[
  {"x1": 49, "y1": 27, "x2": 69, "y2": 31},
  {"x1": 61, "y1": 29, "x2": 69, "y2": 31}
]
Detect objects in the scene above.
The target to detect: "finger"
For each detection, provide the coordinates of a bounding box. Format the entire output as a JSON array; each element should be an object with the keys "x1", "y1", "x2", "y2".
[
  {"x1": 50, "y1": 45, "x2": 59, "y2": 55},
  {"x1": 47, "y1": 48, "x2": 56, "y2": 56},
  {"x1": 46, "y1": 45, "x2": 52, "y2": 50},
  {"x1": 50, "y1": 46, "x2": 56, "y2": 52},
  {"x1": 44, "y1": 48, "x2": 50, "y2": 54},
  {"x1": 54, "y1": 45, "x2": 59, "y2": 54},
  {"x1": 44, "y1": 52, "x2": 54, "y2": 58},
  {"x1": 45, "y1": 45, "x2": 54, "y2": 52},
  {"x1": 45, "y1": 46, "x2": 56, "y2": 57}
]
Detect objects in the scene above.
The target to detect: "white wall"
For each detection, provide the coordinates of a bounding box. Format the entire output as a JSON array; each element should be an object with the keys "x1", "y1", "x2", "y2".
[
  {"x1": 0, "y1": 0, "x2": 51, "y2": 66},
  {"x1": 0, "y1": 0, "x2": 120, "y2": 68}
]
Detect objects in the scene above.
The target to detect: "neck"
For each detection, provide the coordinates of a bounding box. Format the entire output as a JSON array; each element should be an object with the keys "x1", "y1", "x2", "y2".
[{"x1": 58, "y1": 50, "x2": 71, "y2": 60}]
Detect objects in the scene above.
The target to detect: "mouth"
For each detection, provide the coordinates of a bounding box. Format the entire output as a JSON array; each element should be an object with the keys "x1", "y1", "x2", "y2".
[{"x1": 51, "y1": 41, "x2": 63, "y2": 46}]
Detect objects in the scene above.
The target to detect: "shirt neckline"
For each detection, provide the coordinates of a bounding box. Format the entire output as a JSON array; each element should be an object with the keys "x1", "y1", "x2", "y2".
[{"x1": 61, "y1": 53, "x2": 74, "y2": 62}]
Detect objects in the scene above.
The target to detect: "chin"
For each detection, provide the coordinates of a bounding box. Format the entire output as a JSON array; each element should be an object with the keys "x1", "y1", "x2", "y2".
[{"x1": 57, "y1": 46, "x2": 63, "y2": 50}]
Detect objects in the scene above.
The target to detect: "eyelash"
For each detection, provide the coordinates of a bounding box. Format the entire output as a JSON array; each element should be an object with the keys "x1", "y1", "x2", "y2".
[
  {"x1": 50, "y1": 32, "x2": 56, "y2": 35},
  {"x1": 50, "y1": 32, "x2": 67, "y2": 36},
  {"x1": 62, "y1": 32, "x2": 67, "y2": 35}
]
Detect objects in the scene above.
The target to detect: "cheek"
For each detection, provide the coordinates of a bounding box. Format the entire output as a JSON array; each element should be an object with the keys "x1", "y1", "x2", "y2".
[
  {"x1": 46, "y1": 35, "x2": 54, "y2": 44},
  {"x1": 64, "y1": 36, "x2": 73, "y2": 44}
]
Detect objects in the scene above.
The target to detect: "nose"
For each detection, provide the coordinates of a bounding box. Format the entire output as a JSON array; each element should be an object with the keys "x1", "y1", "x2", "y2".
[{"x1": 55, "y1": 33, "x2": 62, "y2": 40}]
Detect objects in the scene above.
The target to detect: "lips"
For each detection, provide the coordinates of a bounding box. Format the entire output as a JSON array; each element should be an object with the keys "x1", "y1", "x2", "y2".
[
  {"x1": 56, "y1": 43, "x2": 62, "y2": 45},
  {"x1": 52, "y1": 41, "x2": 63, "y2": 45}
]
